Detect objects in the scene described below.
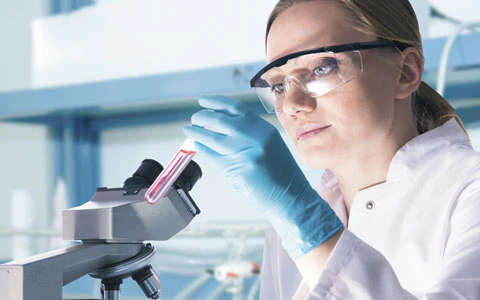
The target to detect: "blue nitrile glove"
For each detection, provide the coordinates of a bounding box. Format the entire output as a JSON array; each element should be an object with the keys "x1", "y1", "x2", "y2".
[{"x1": 183, "y1": 95, "x2": 344, "y2": 259}]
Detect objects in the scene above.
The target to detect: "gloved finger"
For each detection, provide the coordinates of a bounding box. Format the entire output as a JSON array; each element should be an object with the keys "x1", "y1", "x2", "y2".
[
  {"x1": 183, "y1": 125, "x2": 244, "y2": 155},
  {"x1": 192, "y1": 140, "x2": 222, "y2": 161},
  {"x1": 191, "y1": 109, "x2": 242, "y2": 135},
  {"x1": 198, "y1": 95, "x2": 248, "y2": 116}
]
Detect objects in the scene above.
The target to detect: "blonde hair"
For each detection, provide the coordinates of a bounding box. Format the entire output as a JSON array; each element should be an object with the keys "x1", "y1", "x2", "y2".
[{"x1": 266, "y1": 0, "x2": 467, "y2": 136}]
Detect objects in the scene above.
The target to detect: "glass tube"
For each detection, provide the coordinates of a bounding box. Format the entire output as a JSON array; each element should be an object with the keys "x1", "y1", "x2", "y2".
[{"x1": 145, "y1": 138, "x2": 197, "y2": 204}]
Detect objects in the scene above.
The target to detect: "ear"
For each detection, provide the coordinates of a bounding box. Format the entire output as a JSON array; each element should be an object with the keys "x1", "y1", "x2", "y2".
[{"x1": 395, "y1": 48, "x2": 423, "y2": 99}]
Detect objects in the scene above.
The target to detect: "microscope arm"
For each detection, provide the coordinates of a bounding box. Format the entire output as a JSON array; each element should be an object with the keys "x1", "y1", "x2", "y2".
[{"x1": 0, "y1": 243, "x2": 143, "y2": 300}]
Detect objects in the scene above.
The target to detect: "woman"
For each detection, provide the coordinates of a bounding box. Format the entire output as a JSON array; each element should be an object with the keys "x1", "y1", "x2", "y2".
[{"x1": 184, "y1": 0, "x2": 480, "y2": 298}]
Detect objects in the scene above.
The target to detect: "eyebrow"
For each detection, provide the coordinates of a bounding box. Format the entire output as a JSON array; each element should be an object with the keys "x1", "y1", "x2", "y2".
[
  {"x1": 264, "y1": 72, "x2": 285, "y2": 85},
  {"x1": 266, "y1": 54, "x2": 336, "y2": 76}
]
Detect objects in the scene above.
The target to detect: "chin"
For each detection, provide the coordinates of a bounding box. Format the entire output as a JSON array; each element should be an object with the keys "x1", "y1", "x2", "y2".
[{"x1": 298, "y1": 146, "x2": 337, "y2": 169}]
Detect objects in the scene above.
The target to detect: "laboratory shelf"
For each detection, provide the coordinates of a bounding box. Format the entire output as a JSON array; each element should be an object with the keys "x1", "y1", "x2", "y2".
[
  {"x1": 0, "y1": 32, "x2": 480, "y2": 122},
  {"x1": 0, "y1": 63, "x2": 263, "y2": 122}
]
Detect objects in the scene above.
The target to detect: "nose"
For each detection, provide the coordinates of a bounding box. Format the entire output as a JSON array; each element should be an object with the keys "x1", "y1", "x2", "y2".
[{"x1": 281, "y1": 77, "x2": 317, "y2": 116}]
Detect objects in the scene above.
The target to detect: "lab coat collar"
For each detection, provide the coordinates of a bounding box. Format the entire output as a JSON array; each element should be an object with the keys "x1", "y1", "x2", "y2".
[
  {"x1": 320, "y1": 118, "x2": 470, "y2": 188},
  {"x1": 387, "y1": 118, "x2": 470, "y2": 180}
]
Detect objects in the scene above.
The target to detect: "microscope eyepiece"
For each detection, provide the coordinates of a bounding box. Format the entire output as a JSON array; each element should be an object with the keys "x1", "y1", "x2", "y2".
[
  {"x1": 123, "y1": 157, "x2": 201, "y2": 201},
  {"x1": 174, "y1": 160, "x2": 202, "y2": 192},
  {"x1": 123, "y1": 159, "x2": 163, "y2": 188}
]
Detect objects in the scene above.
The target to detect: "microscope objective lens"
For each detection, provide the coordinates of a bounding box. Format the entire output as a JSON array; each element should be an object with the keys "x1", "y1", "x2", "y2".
[{"x1": 145, "y1": 139, "x2": 196, "y2": 204}]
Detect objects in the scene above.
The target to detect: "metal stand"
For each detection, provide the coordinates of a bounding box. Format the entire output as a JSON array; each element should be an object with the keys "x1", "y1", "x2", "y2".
[{"x1": 0, "y1": 159, "x2": 202, "y2": 300}]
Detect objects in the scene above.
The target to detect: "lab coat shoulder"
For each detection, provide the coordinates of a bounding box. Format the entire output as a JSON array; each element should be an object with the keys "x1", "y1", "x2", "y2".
[
  {"x1": 442, "y1": 145, "x2": 480, "y2": 255},
  {"x1": 446, "y1": 144, "x2": 480, "y2": 203},
  {"x1": 424, "y1": 143, "x2": 480, "y2": 212},
  {"x1": 305, "y1": 146, "x2": 480, "y2": 299},
  {"x1": 421, "y1": 147, "x2": 480, "y2": 298},
  {"x1": 432, "y1": 144, "x2": 480, "y2": 220}
]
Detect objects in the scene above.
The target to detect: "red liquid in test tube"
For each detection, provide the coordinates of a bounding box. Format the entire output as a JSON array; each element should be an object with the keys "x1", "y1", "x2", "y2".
[{"x1": 145, "y1": 138, "x2": 197, "y2": 204}]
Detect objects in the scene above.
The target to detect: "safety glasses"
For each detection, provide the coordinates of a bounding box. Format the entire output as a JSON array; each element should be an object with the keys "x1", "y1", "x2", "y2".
[{"x1": 250, "y1": 40, "x2": 409, "y2": 114}]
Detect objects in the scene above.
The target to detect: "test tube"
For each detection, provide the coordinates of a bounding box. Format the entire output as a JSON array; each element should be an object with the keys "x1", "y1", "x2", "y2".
[{"x1": 145, "y1": 138, "x2": 197, "y2": 204}]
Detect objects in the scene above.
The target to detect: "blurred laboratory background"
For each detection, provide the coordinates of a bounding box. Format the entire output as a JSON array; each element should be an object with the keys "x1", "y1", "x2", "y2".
[{"x1": 0, "y1": 0, "x2": 479, "y2": 299}]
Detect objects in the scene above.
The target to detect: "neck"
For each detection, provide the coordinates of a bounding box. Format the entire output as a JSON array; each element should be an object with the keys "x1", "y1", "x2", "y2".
[
  {"x1": 332, "y1": 100, "x2": 419, "y2": 216},
  {"x1": 334, "y1": 148, "x2": 394, "y2": 215}
]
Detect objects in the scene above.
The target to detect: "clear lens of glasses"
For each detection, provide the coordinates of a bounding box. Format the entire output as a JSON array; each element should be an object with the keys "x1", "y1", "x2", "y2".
[{"x1": 252, "y1": 50, "x2": 363, "y2": 113}]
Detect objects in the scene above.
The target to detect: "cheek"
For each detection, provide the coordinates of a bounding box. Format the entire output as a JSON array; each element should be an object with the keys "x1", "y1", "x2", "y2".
[
  {"x1": 326, "y1": 86, "x2": 376, "y2": 135},
  {"x1": 357, "y1": 57, "x2": 400, "y2": 119},
  {"x1": 337, "y1": 70, "x2": 397, "y2": 130}
]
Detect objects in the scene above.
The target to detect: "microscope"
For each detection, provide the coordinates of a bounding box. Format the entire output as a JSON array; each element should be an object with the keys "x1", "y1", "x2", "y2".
[{"x1": 0, "y1": 158, "x2": 202, "y2": 300}]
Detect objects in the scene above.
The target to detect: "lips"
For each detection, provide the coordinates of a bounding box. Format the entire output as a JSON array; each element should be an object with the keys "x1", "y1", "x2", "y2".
[{"x1": 296, "y1": 124, "x2": 331, "y2": 141}]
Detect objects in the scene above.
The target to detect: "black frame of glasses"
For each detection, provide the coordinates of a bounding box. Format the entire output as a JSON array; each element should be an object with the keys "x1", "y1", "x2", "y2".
[{"x1": 249, "y1": 40, "x2": 410, "y2": 88}]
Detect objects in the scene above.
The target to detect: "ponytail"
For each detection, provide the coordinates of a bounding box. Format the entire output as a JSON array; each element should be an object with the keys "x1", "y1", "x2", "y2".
[{"x1": 413, "y1": 82, "x2": 468, "y2": 139}]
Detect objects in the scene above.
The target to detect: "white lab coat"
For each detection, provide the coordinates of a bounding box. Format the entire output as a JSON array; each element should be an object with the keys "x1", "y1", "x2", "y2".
[{"x1": 260, "y1": 118, "x2": 480, "y2": 299}]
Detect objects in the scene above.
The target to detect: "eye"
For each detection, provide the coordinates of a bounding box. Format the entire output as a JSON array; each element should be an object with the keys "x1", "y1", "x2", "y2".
[
  {"x1": 270, "y1": 83, "x2": 285, "y2": 95},
  {"x1": 313, "y1": 60, "x2": 338, "y2": 76}
]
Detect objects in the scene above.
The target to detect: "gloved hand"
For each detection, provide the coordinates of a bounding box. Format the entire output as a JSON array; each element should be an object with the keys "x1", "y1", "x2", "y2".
[{"x1": 183, "y1": 95, "x2": 344, "y2": 259}]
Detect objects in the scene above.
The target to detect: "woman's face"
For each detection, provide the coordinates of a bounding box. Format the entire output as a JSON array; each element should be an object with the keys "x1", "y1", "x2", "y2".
[{"x1": 267, "y1": 0, "x2": 402, "y2": 169}]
